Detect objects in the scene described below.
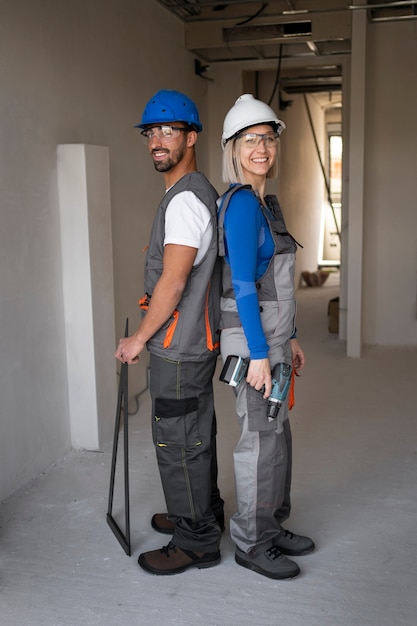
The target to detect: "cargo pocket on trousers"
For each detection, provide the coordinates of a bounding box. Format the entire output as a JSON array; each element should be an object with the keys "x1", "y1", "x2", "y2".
[
  {"x1": 246, "y1": 384, "x2": 276, "y2": 432},
  {"x1": 154, "y1": 397, "x2": 201, "y2": 447}
]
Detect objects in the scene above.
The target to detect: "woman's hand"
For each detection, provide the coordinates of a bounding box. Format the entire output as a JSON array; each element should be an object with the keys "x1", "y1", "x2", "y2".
[
  {"x1": 290, "y1": 338, "x2": 305, "y2": 372},
  {"x1": 246, "y1": 358, "x2": 272, "y2": 399}
]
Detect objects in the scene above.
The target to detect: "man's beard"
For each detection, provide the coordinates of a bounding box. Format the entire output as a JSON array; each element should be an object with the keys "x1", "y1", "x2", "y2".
[{"x1": 152, "y1": 146, "x2": 185, "y2": 172}]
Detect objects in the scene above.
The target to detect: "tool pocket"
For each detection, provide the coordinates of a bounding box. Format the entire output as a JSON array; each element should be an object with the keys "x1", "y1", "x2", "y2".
[
  {"x1": 154, "y1": 397, "x2": 201, "y2": 447},
  {"x1": 139, "y1": 293, "x2": 180, "y2": 349},
  {"x1": 246, "y1": 384, "x2": 276, "y2": 432},
  {"x1": 162, "y1": 310, "x2": 179, "y2": 348}
]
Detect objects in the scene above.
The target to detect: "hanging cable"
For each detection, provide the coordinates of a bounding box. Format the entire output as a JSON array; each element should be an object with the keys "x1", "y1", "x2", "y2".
[
  {"x1": 224, "y1": 2, "x2": 268, "y2": 51},
  {"x1": 235, "y1": 2, "x2": 268, "y2": 26}
]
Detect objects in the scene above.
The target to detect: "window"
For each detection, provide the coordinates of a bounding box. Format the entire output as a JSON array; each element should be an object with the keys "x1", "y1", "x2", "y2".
[{"x1": 319, "y1": 126, "x2": 342, "y2": 267}]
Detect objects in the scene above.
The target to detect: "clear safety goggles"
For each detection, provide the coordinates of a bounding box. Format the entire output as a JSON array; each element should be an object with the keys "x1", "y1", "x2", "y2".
[
  {"x1": 140, "y1": 125, "x2": 190, "y2": 143},
  {"x1": 236, "y1": 131, "x2": 279, "y2": 147}
]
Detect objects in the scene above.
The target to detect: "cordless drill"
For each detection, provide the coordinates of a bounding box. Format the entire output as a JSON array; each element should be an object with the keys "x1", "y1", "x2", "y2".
[{"x1": 219, "y1": 356, "x2": 292, "y2": 421}]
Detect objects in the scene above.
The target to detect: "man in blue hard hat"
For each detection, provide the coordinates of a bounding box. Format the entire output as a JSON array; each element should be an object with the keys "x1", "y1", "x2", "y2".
[{"x1": 115, "y1": 90, "x2": 224, "y2": 575}]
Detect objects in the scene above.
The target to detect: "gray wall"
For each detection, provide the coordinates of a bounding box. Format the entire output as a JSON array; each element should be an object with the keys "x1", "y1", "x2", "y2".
[
  {"x1": 1, "y1": 0, "x2": 416, "y2": 501},
  {"x1": 0, "y1": 0, "x2": 213, "y2": 501},
  {"x1": 363, "y1": 20, "x2": 417, "y2": 345}
]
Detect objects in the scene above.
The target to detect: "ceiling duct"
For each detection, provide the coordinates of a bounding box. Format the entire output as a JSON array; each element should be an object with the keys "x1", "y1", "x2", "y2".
[
  {"x1": 350, "y1": 1, "x2": 417, "y2": 22},
  {"x1": 186, "y1": 11, "x2": 351, "y2": 52},
  {"x1": 224, "y1": 21, "x2": 313, "y2": 43},
  {"x1": 281, "y1": 77, "x2": 342, "y2": 94},
  {"x1": 155, "y1": 2, "x2": 353, "y2": 64}
]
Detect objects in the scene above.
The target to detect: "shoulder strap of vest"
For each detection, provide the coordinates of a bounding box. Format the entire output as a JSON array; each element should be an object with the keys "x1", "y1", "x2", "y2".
[{"x1": 217, "y1": 184, "x2": 252, "y2": 257}]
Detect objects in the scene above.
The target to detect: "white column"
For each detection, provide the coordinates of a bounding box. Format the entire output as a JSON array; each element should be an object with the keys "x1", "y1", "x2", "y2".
[
  {"x1": 347, "y1": 6, "x2": 367, "y2": 357},
  {"x1": 57, "y1": 144, "x2": 117, "y2": 449}
]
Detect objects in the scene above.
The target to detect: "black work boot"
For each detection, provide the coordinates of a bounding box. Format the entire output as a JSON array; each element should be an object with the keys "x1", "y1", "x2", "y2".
[{"x1": 138, "y1": 542, "x2": 221, "y2": 575}]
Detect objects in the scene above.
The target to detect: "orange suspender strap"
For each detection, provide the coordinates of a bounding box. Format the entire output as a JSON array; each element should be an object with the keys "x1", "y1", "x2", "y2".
[
  {"x1": 205, "y1": 282, "x2": 220, "y2": 351},
  {"x1": 288, "y1": 367, "x2": 299, "y2": 411}
]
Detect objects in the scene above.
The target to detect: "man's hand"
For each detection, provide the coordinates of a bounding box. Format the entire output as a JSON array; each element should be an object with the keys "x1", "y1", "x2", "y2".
[{"x1": 115, "y1": 334, "x2": 144, "y2": 365}]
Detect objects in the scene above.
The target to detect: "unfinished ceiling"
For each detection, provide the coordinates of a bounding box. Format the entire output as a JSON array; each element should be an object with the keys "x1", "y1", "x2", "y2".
[
  {"x1": 154, "y1": 1, "x2": 417, "y2": 62},
  {"x1": 153, "y1": 1, "x2": 417, "y2": 99}
]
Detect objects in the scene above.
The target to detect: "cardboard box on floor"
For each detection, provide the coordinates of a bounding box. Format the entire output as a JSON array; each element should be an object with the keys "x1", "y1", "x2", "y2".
[{"x1": 328, "y1": 297, "x2": 339, "y2": 334}]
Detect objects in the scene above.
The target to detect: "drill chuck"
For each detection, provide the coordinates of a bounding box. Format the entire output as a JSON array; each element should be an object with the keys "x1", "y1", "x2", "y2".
[
  {"x1": 266, "y1": 363, "x2": 292, "y2": 421},
  {"x1": 267, "y1": 397, "x2": 282, "y2": 421}
]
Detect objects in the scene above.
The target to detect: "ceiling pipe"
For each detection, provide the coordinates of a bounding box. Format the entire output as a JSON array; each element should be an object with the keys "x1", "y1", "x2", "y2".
[
  {"x1": 350, "y1": 0, "x2": 417, "y2": 9},
  {"x1": 160, "y1": 0, "x2": 417, "y2": 11}
]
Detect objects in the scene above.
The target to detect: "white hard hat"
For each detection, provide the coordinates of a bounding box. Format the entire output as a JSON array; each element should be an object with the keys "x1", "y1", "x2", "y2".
[{"x1": 221, "y1": 94, "x2": 285, "y2": 148}]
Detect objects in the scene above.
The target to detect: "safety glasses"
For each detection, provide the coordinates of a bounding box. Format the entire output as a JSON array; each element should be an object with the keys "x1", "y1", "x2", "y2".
[
  {"x1": 140, "y1": 125, "x2": 189, "y2": 143},
  {"x1": 237, "y1": 132, "x2": 279, "y2": 147}
]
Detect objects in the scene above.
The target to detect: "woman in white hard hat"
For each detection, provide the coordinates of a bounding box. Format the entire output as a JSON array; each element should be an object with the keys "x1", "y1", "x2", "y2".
[{"x1": 218, "y1": 94, "x2": 315, "y2": 579}]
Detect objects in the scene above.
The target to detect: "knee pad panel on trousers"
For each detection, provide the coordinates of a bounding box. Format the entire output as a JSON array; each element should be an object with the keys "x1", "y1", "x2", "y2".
[{"x1": 154, "y1": 396, "x2": 201, "y2": 447}]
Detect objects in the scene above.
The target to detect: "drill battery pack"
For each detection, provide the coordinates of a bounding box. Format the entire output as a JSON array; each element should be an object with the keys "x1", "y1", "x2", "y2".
[{"x1": 219, "y1": 355, "x2": 249, "y2": 387}]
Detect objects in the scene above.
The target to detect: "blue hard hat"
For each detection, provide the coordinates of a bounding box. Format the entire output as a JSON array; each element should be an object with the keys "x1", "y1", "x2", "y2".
[{"x1": 136, "y1": 89, "x2": 203, "y2": 132}]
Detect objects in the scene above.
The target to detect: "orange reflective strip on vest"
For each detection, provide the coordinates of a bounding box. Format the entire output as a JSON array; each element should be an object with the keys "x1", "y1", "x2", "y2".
[
  {"x1": 138, "y1": 293, "x2": 150, "y2": 310},
  {"x1": 163, "y1": 310, "x2": 179, "y2": 348}
]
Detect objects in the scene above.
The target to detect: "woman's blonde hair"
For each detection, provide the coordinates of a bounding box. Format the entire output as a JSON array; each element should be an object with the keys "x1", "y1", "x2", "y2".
[{"x1": 222, "y1": 133, "x2": 279, "y2": 184}]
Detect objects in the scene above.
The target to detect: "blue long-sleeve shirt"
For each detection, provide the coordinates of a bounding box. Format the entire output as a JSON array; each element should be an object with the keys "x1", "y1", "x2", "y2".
[{"x1": 222, "y1": 188, "x2": 274, "y2": 359}]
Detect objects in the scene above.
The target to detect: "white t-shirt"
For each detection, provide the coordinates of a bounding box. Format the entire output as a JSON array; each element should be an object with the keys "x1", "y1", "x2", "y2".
[{"x1": 164, "y1": 190, "x2": 213, "y2": 265}]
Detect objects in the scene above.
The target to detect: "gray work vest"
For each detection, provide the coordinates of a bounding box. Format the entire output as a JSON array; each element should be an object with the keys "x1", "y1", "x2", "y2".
[
  {"x1": 142, "y1": 172, "x2": 221, "y2": 361},
  {"x1": 217, "y1": 184, "x2": 298, "y2": 345}
]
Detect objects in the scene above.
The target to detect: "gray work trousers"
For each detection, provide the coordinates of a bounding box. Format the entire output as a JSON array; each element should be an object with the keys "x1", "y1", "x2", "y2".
[
  {"x1": 221, "y1": 326, "x2": 292, "y2": 553},
  {"x1": 149, "y1": 353, "x2": 222, "y2": 553}
]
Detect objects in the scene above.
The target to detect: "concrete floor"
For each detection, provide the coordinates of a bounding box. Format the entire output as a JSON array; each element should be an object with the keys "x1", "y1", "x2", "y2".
[{"x1": 1, "y1": 273, "x2": 417, "y2": 626}]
